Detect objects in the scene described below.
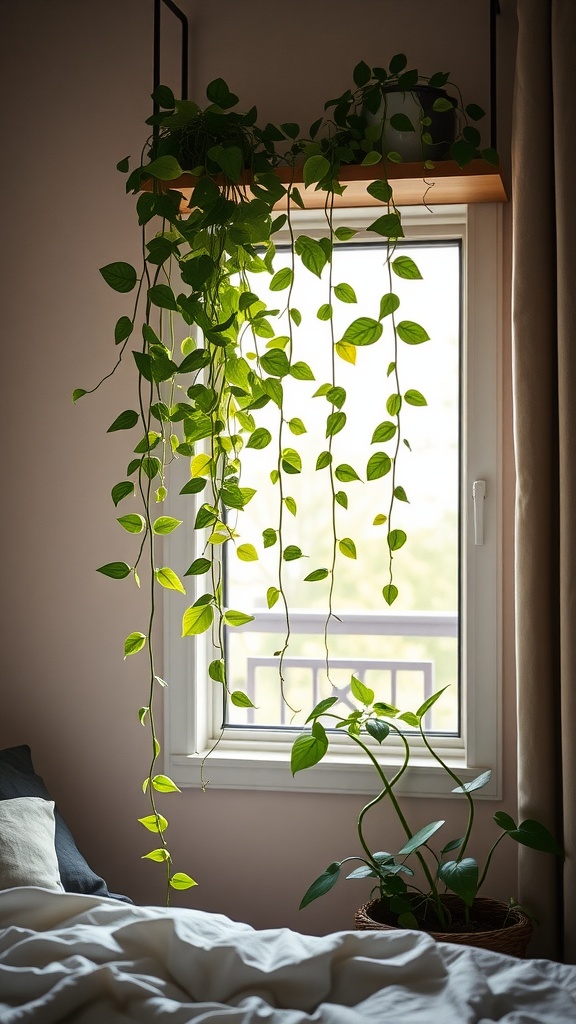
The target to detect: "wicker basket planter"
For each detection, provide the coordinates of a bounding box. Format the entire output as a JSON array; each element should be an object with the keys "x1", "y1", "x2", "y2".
[{"x1": 355, "y1": 895, "x2": 533, "y2": 958}]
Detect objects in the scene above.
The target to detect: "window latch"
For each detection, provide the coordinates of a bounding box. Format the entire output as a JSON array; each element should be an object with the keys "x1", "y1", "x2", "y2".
[{"x1": 472, "y1": 479, "x2": 486, "y2": 546}]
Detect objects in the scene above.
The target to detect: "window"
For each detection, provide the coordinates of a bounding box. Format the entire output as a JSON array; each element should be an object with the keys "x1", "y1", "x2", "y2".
[{"x1": 163, "y1": 203, "x2": 502, "y2": 798}]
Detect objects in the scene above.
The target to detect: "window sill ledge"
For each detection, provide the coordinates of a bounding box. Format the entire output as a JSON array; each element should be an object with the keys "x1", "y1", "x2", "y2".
[{"x1": 167, "y1": 747, "x2": 499, "y2": 799}]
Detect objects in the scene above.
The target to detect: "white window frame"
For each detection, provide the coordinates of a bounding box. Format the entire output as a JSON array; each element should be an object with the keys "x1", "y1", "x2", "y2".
[{"x1": 162, "y1": 202, "x2": 503, "y2": 799}]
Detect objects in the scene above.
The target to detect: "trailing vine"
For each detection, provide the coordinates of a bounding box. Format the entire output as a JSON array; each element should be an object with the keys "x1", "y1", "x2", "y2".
[{"x1": 74, "y1": 57, "x2": 493, "y2": 903}]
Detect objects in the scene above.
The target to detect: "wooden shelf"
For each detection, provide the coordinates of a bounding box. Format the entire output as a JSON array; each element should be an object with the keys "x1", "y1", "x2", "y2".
[{"x1": 142, "y1": 160, "x2": 507, "y2": 212}]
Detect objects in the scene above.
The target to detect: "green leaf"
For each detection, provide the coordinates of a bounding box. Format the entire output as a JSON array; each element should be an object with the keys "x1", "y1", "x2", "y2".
[
  {"x1": 206, "y1": 76, "x2": 238, "y2": 107},
  {"x1": 99, "y1": 261, "x2": 137, "y2": 293},
  {"x1": 392, "y1": 255, "x2": 422, "y2": 280},
  {"x1": 317, "y1": 303, "x2": 333, "y2": 321},
  {"x1": 366, "y1": 179, "x2": 393, "y2": 203},
  {"x1": 394, "y1": 486, "x2": 409, "y2": 502},
  {"x1": 304, "y1": 568, "x2": 329, "y2": 582},
  {"x1": 230, "y1": 691, "x2": 256, "y2": 708},
  {"x1": 117, "y1": 514, "x2": 145, "y2": 534},
  {"x1": 281, "y1": 448, "x2": 302, "y2": 474},
  {"x1": 342, "y1": 317, "x2": 383, "y2": 347},
  {"x1": 114, "y1": 316, "x2": 133, "y2": 344},
  {"x1": 334, "y1": 283, "x2": 357, "y2": 304},
  {"x1": 387, "y1": 529, "x2": 407, "y2": 551},
  {"x1": 299, "y1": 862, "x2": 341, "y2": 908},
  {"x1": 97, "y1": 561, "x2": 131, "y2": 580},
  {"x1": 270, "y1": 267, "x2": 294, "y2": 291},
  {"x1": 290, "y1": 361, "x2": 315, "y2": 381},
  {"x1": 335, "y1": 490, "x2": 348, "y2": 509},
  {"x1": 294, "y1": 235, "x2": 327, "y2": 278},
  {"x1": 267, "y1": 586, "x2": 280, "y2": 608},
  {"x1": 237, "y1": 544, "x2": 258, "y2": 562},
  {"x1": 386, "y1": 393, "x2": 402, "y2": 416},
  {"x1": 326, "y1": 411, "x2": 346, "y2": 437},
  {"x1": 247, "y1": 427, "x2": 272, "y2": 450},
  {"x1": 368, "y1": 214, "x2": 404, "y2": 239},
  {"x1": 371, "y1": 421, "x2": 397, "y2": 443},
  {"x1": 145, "y1": 155, "x2": 183, "y2": 180},
  {"x1": 306, "y1": 697, "x2": 338, "y2": 722},
  {"x1": 291, "y1": 722, "x2": 329, "y2": 774},
  {"x1": 111, "y1": 481, "x2": 134, "y2": 507},
  {"x1": 397, "y1": 320, "x2": 430, "y2": 344},
  {"x1": 339, "y1": 537, "x2": 357, "y2": 559},
  {"x1": 466, "y1": 102, "x2": 486, "y2": 121},
  {"x1": 138, "y1": 813, "x2": 168, "y2": 833},
  {"x1": 170, "y1": 872, "x2": 197, "y2": 890},
  {"x1": 335, "y1": 464, "x2": 360, "y2": 482},
  {"x1": 155, "y1": 567, "x2": 186, "y2": 593},
  {"x1": 361, "y1": 151, "x2": 382, "y2": 166},
  {"x1": 224, "y1": 610, "x2": 255, "y2": 627},
  {"x1": 494, "y1": 811, "x2": 517, "y2": 832},
  {"x1": 366, "y1": 719, "x2": 390, "y2": 743},
  {"x1": 367, "y1": 452, "x2": 392, "y2": 480},
  {"x1": 288, "y1": 417, "x2": 306, "y2": 436},
  {"x1": 260, "y1": 349, "x2": 290, "y2": 377},
  {"x1": 389, "y1": 52, "x2": 407, "y2": 74},
  {"x1": 182, "y1": 603, "x2": 214, "y2": 636},
  {"x1": 383, "y1": 584, "x2": 398, "y2": 606},
  {"x1": 438, "y1": 857, "x2": 479, "y2": 906},
  {"x1": 390, "y1": 112, "x2": 415, "y2": 132},
  {"x1": 72, "y1": 388, "x2": 87, "y2": 403},
  {"x1": 124, "y1": 631, "x2": 147, "y2": 657},
  {"x1": 148, "y1": 284, "x2": 178, "y2": 311},
  {"x1": 379, "y1": 293, "x2": 400, "y2": 320},
  {"x1": 415, "y1": 686, "x2": 450, "y2": 720},
  {"x1": 184, "y1": 558, "x2": 211, "y2": 576},
  {"x1": 284, "y1": 496, "x2": 297, "y2": 516},
  {"x1": 303, "y1": 154, "x2": 330, "y2": 187},
  {"x1": 404, "y1": 389, "x2": 427, "y2": 407},
  {"x1": 283, "y1": 545, "x2": 303, "y2": 561},
  {"x1": 153, "y1": 516, "x2": 182, "y2": 535},
  {"x1": 398, "y1": 820, "x2": 445, "y2": 856},
  {"x1": 350, "y1": 675, "x2": 374, "y2": 706},
  {"x1": 353, "y1": 59, "x2": 371, "y2": 86},
  {"x1": 316, "y1": 451, "x2": 332, "y2": 470},
  {"x1": 263, "y1": 528, "x2": 277, "y2": 548},
  {"x1": 335, "y1": 226, "x2": 358, "y2": 241},
  {"x1": 508, "y1": 820, "x2": 563, "y2": 855},
  {"x1": 452, "y1": 769, "x2": 492, "y2": 794}
]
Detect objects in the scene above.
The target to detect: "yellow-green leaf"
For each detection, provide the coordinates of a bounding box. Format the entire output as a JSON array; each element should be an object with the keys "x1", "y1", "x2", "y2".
[
  {"x1": 142, "y1": 848, "x2": 171, "y2": 862},
  {"x1": 155, "y1": 567, "x2": 186, "y2": 593},
  {"x1": 152, "y1": 774, "x2": 181, "y2": 793},
  {"x1": 153, "y1": 516, "x2": 182, "y2": 535},
  {"x1": 267, "y1": 587, "x2": 280, "y2": 608},
  {"x1": 339, "y1": 538, "x2": 357, "y2": 559},
  {"x1": 237, "y1": 544, "x2": 258, "y2": 562},
  {"x1": 191, "y1": 453, "x2": 212, "y2": 477},
  {"x1": 335, "y1": 341, "x2": 357, "y2": 365},
  {"x1": 138, "y1": 814, "x2": 168, "y2": 833},
  {"x1": 170, "y1": 872, "x2": 197, "y2": 890},
  {"x1": 182, "y1": 603, "x2": 214, "y2": 636},
  {"x1": 124, "y1": 632, "x2": 147, "y2": 657}
]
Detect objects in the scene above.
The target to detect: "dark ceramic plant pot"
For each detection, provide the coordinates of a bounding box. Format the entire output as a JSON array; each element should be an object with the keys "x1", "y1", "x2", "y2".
[
  {"x1": 366, "y1": 84, "x2": 458, "y2": 162},
  {"x1": 355, "y1": 895, "x2": 533, "y2": 957}
]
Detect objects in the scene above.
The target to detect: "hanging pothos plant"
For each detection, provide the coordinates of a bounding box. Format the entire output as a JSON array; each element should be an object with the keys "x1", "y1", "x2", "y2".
[{"x1": 74, "y1": 56, "x2": 493, "y2": 903}]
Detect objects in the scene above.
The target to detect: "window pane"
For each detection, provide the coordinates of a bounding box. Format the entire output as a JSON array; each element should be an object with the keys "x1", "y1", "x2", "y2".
[{"x1": 224, "y1": 240, "x2": 460, "y2": 733}]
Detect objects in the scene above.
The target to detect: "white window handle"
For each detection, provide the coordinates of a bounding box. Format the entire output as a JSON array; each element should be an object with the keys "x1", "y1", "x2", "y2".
[{"x1": 473, "y1": 480, "x2": 486, "y2": 545}]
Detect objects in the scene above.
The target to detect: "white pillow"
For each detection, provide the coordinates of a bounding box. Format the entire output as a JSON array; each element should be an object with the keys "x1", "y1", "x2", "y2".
[{"x1": 0, "y1": 797, "x2": 63, "y2": 891}]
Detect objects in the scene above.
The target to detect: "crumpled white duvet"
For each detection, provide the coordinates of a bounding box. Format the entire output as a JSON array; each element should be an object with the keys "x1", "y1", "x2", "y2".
[{"x1": 0, "y1": 888, "x2": 574, "y2": 1023}]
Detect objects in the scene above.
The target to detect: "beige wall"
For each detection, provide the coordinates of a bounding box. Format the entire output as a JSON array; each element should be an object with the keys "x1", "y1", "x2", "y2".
[{"x1": 0, "y1": 0, "x2": 518, "y2": 933}]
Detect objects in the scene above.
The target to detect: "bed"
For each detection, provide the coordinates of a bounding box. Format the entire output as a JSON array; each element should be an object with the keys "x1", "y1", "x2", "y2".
[
  {"x1": 1, "y1": 886, "x2": 576, "y2": 1023},
  {"x1": 1, "y1": 746, "x2": 575, "y2": 1022}
]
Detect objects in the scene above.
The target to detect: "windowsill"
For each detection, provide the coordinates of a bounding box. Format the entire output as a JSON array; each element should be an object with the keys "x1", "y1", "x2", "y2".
[{"x1": 167, "y1": 741, "x2": 499, "y2": 799}]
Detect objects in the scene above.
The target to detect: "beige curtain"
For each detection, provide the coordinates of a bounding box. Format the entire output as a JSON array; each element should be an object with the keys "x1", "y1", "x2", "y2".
[{"x1": 512, "y1": 0, "x2": 576, "y2": 963}]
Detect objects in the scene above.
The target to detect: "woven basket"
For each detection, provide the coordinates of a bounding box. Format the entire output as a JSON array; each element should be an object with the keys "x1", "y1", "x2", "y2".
[{"x1": 355, "y1": 895, "x2": 533, "y2": 958}]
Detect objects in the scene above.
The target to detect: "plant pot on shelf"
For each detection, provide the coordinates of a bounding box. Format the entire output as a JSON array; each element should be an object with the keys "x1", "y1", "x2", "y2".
[
  {"x1": 365, "y1": 85, "x2": 458, "y2": 162},
  {"x1": 355, "y1": 895, "x2": 533, "y2": 957}
]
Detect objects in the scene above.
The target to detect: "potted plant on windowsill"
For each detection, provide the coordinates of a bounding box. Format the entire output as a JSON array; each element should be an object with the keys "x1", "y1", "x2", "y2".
[
  {"x1": 292, "y1": 683, "x2": 562, "y2": 956},
  {"x1": 74, "y1": 60, "x2": 500, "y2": 904}
]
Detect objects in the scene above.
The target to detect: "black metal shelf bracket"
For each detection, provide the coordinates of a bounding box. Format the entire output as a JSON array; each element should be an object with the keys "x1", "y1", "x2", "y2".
[{"x1": 153, "y1": 0, "x2": 189, "y2": 109}]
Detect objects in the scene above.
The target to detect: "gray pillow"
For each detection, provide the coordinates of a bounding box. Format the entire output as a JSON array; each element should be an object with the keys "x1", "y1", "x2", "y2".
[
  {"x1": 0, "y1": 745, "x2": 131, "y2": 902},
  {"x1": 0, "y1": 797, "x2": 63, "y2": 891}
]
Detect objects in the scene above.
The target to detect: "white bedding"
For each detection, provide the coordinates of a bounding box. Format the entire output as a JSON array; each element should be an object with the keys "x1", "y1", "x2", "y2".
[{"x1": 0, "y1": 888, "x2": 574, "y2": 1023}]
